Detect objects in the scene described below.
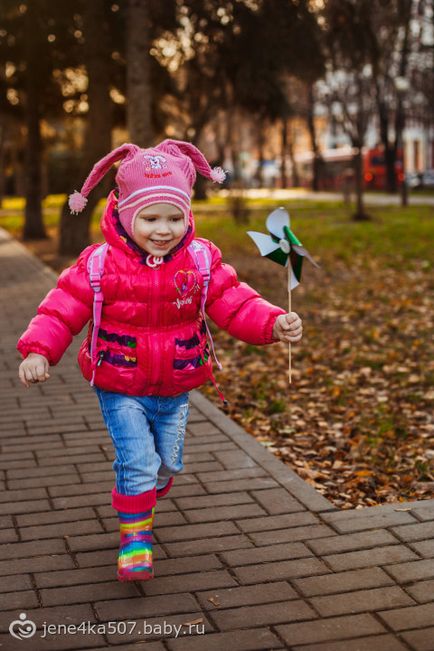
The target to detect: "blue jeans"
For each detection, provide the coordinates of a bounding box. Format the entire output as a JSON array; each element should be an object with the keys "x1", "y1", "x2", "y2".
[{"x1": 94, "y1": 388, "x2": 190, "y2": 495}]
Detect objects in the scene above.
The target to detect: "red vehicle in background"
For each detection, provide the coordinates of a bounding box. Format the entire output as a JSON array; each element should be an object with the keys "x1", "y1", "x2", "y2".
[
  {"x1": 295, "y1": 146, "x2": 404, "y2": 191},
  {"x1": 363, "y1": 146, "x2": 404, "y2": 190}
]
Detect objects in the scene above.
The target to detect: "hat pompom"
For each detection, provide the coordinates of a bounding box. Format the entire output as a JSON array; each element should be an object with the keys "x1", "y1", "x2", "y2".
[
  {"x1": 68, "y1": 191, "x2": 88, "y2": 214},
  {"x1": 210, "y1": 166, "x2": 226, "y2": 183}
]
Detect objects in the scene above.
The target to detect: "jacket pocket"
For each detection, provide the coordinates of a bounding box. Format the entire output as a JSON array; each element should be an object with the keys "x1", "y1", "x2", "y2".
[
  {"x1": 95, "y1": 327, "x2": 138, "y2": 368},
  {"x1": 173, "y1": 320, "x2": 210, "y2": 373}
]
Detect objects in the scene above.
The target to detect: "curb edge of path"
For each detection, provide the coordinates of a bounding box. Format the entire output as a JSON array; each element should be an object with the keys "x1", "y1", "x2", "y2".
[{"x1": 190, "y1": 389, "x2": 338, "y2": 514}]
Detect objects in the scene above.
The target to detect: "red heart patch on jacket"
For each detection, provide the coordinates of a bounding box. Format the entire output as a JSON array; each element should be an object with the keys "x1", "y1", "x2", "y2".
[{"x1": 174, "y1": 270, "x2": 198, "y2": 297}]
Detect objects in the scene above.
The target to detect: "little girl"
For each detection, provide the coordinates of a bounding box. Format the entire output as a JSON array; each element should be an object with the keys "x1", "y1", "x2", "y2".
[{"x1": 17, "y1": 139, "x2": 303, "y2": 582}]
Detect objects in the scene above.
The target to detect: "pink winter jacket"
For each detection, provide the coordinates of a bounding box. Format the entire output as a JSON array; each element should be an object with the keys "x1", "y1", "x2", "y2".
[{"x1": 17, "y1": 190, "x2": 286, "y2": 396}]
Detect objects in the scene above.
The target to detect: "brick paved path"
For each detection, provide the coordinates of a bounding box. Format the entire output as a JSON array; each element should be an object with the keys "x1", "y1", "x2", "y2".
[{"x1": 1, "y1": 227, "x2": 434, "y2": 651}]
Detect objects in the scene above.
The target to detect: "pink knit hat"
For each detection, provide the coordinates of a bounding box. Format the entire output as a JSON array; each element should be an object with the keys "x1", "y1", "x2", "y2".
[{"x1": 68, "y1": 139, "x2": 226, "y2": 238}]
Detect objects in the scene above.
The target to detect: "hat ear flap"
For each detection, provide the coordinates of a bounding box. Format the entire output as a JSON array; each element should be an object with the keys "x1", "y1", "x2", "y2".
[
  {"x1": 69, "y1": 143, "x2": 140, "y2": 214},
  {"x1": 157, "y1": 139, "x2": 226, "y2": 184}
]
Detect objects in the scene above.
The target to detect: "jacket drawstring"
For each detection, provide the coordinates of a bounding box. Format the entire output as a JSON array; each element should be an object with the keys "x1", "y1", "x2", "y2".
[{"x1": 208, "y1": 364, "x2": 228, "y2": 406}]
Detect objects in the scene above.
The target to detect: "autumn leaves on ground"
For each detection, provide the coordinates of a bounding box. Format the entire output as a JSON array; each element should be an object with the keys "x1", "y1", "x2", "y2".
[
  {"x1": 5, "y1": 197, "x2": 434, "y2": 510},
  {"x1": 198, "y1": 201, "x2": 434, "y2": 510}
]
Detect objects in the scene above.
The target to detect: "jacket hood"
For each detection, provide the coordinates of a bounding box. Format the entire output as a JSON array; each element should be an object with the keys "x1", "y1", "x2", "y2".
[{"x1": 100, "y1": 189, "x2": 196, "y2": 264}]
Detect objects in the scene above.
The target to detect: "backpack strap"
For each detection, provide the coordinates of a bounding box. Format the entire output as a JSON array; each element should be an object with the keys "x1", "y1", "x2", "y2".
[
  {"x1": 87, "y1": 243, "x2": 109, "y2": 386},
  {"x1": 188, "y1": 240, "x2": 227, "y2": 405},
  {"x1": 188, "y1": 240, "x2": 223, "y2": 372},
  {"x1": 188, "y1": 240, "x2": 211, "y2": 314}
]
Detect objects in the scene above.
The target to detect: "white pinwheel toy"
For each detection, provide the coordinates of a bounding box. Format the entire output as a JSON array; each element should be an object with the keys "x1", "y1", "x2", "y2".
[{"x1": 247, "y1": 207, "x2": 319, "y2": 382}]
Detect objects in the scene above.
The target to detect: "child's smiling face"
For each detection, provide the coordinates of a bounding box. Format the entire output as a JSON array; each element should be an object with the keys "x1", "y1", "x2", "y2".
[{"x1": 132, "y1": 203, "x2": 185, "y2": 256}]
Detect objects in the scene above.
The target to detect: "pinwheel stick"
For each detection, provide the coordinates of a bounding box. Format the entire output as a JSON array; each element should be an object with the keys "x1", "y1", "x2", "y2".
[{"x1": 288, "y1": 265, "x2": 292, "y2": 384}]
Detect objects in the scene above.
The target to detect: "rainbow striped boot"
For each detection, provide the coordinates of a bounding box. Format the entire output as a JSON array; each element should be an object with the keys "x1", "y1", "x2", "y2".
[{"x1": 112, "y1": 486, "x2": 157, "y2": 582}]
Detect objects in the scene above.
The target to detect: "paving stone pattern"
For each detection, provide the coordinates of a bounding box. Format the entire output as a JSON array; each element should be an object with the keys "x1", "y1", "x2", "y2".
[{"x1": 1, "y1": 227, "x2": 434, "y2": 651}]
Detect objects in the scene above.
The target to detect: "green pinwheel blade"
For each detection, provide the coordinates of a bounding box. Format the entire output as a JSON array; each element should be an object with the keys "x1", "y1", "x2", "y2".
[
  {"x1": 290, "y1": 249, "x2": 303, "y2": 284},
  {"x1": 265, "y1": 248, "x2": 289, "y2": 267},
  {"x1": 283, "y1": 225, "x2": 302, "y2": 247}
]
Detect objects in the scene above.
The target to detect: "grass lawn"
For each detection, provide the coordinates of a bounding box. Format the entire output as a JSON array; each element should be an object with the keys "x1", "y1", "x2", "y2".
[{"x1": 2, "y1": 194, "x2": 433, "y2": 509}]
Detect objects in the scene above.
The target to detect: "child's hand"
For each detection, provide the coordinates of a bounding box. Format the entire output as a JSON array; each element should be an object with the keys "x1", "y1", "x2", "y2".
[
  {"x1": 272, "y1": 312, "x2": 303, "y2": 343},
  {"x1": 19, "y1": 353, "x2": 50, "y2": 388}
]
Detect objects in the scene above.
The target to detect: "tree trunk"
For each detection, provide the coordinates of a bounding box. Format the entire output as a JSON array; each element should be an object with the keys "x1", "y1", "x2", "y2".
[
  {"x1": 280, "y1": 118, "x2": 288, "y2": 188},
  {"x1": 306, "y1": 83, "x2": 322, "y2": 191},
  {"x1": 384, "y1": 145, "x2": 397, "y2": 193},
  {"x1": 0, "y1": 65, "x2": 6, "y2": 207},
  {"x1": 255, "y1": 118, "x2": 265, "y2": 187},
  {"x1": 192, "y1": 129, "x2": 208, "y2": 200},
  {"x1": 376, "y1": 94, "x2": 397, "y2": 193},
  {"x1": 41, "y1": 152, "x2": 49, "y2": 199},
  {"x1": 352, "y1": 148, "x2": 369, "y2": 221},
  {"x1": 23, "y1": 2, "x2": 46, "y2": 240},
  {"x1": 215, "y1": 109, "x2": 227, "y2": 166},
  {"x1": 232, "y1": 150, "x2": 243, "y2": 184},
  {"x1": 126, "y1": 0, "x2": 153, "y2": 146},
  {"x1": 375, "y1": 1, "x2": 411, "y2": 197},
  {"x1": 0, "y1": 122, "x2": 5, "y2": 208},
  {"x1": 59, "y1": 0, "x2": 112, "y2": 256},
  {"x1": 396, "y1": 0, "x2": 412, "y2": 207},
  {"x1": 287, "y1": 132, "x2": 300, "y2": 187},
  {"x1": 12, "y1": 145, "x2": 26, "y2": 196},
  {"x1": 193, "y1": 174, "x2": 207, "y2": 200},
  {"x1": 23, "y1": 104, "x2": 45, "y2": 239},
  {"x1": 228, "y1": 109, "x2": 243, "y2": 185}
]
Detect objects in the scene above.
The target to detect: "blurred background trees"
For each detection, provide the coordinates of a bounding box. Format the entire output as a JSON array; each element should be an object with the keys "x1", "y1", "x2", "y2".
[{"x1": 0, "y1": 0, "x2": 433, "y2": 251}]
